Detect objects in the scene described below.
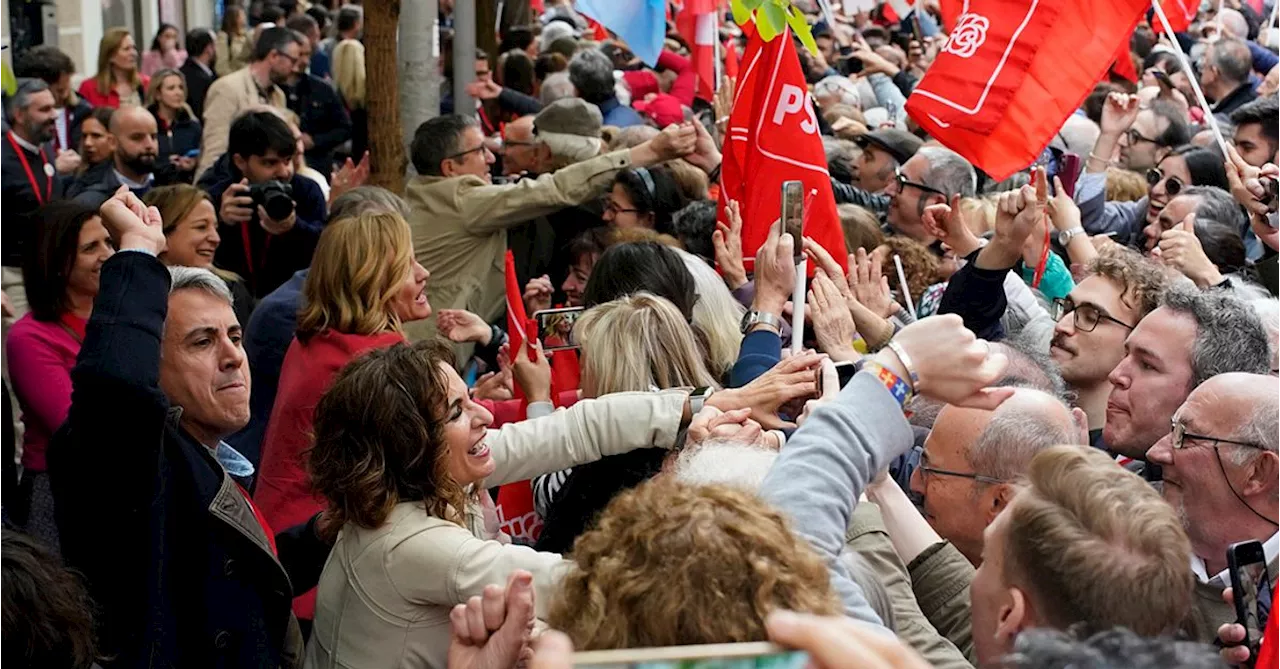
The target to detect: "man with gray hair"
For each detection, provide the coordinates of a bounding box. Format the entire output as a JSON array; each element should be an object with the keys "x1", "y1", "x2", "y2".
[
  {"x1": 884, "y1": 146, "x2": 976, "y2": 245},
  {"x1": 1201, "y1": 37, "x2": 1258, "y2": 120},
  {"x1": 48, "y1": 190, "x2": 330, "y2": 667},
  {"x1": 569, "y1": 48, "x2": 644, "y2": 128},
  {"x1": 1145, "y1": 372, "x2": 1278, "y2": 642},
  {"x1": 539, "y1": 71, "x2": 576, "y2": 106}
]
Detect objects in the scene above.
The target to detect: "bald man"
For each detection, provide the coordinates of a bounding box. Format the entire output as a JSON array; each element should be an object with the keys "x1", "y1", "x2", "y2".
[
  {"x1": 909, "y1": 388, "x2": 1079, "y2": 565},
  {"x1": 74, "y1": 105, "x2": 161, "y2": 207},
  {"x1": 1203, "y1": 37, "x2": 1259, "y2": 118},
  {"x1": 1218, "y1": 8, "x2": 1280, "y2": 77},
  {"x1": 1145, "y1": 372, "x2": 1278, "y2": 641}
]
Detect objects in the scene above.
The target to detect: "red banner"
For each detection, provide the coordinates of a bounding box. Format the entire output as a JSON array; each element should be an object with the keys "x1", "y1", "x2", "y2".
[
  {"x1": 906, "y1": 0, "x2": 1149, "y2": 180},
  {"x1": 718, "y1": 24, "x2": 847, "y2": 271}
]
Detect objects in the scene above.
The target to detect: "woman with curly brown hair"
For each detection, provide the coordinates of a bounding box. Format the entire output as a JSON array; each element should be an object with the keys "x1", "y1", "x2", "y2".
[
  {"x1": 548, "y1": 478, "x2": 842, "y2": 649},
  {"x1": 303, "y1": 339, "x2": 762, "y2": 669}
]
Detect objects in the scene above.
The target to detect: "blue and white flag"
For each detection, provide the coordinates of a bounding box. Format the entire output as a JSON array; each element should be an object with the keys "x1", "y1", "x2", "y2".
[{"x1": 574, "y1": 0, "x2": 667, "y2": 66}]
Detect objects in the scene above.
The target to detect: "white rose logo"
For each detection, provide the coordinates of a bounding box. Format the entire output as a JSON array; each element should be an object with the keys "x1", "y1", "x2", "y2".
[{"x1": 943, "y1": 13, "x2": 990, "y2": 59}]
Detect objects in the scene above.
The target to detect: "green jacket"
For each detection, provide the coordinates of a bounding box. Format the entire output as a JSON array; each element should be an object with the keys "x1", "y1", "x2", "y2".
[{"x1": 909, "y1": 540, "x2": 978, "y2": 665}]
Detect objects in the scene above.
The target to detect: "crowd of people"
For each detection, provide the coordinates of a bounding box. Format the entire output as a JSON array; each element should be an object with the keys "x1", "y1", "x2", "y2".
[{"x1": 0, "y1": 0, "x2": 1278, "y2": 667}]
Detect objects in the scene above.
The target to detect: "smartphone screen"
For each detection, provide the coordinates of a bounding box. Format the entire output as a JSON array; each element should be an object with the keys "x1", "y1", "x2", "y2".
[
  {"x1": 533, "y1": 307, "x2": 585, "y2": 352},
  {"x1": 822, "y1": 361, "x2": 859, "y2": 395},
  {"x1": 1229, "y1": 540, "x2": 1272, "y2": 655},
  {"x1": 780, "y1": 181, "x2": 804, "y2": 257},
  {"x1": 574, "y1": 642, "x2": 808, "y2": 668}
]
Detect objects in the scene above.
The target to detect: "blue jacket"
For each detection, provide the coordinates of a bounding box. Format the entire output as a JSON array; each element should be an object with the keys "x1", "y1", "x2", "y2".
[{"x1": 596, "y1": 97, "x2": 645, "y2": 128}]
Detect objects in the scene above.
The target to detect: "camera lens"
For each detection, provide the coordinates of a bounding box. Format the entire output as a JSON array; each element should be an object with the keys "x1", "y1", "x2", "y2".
[{"x1": 263, "y1": 191, "x2": 295, "y2": 221}]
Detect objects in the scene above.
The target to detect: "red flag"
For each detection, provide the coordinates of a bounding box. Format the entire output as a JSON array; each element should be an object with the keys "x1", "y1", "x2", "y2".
[
  {"x1": 938, "y1": 0, "x2": 962, "y2": 32},
  {"x1": 719, "y1": 24, "x2": 847, "y2": 272},
  {"x1": 1257, "y1": 583, "x2": 1279, "y2": 669},
  {"x1": 676, "y1": 1, "x2": 719, "y2": 101},
  {"x1": 1110, "y1": 35, "x2": 1138, "y2": 83},
  {"x1": 1156, "y1": 0, "x2": 1197, "y2": 33},
  {"x1": 723, "y1": 39, "x2": 740, "y2": 79},
  {"x1": 882, "y1": 0, "x2": 916, "y2": 23},
  {"x1": 504, "y1": 250, "x2": 530, "y2": 405},
  {"x1": 905, "y1": 0, "x2": 1148, "y2": 181}
]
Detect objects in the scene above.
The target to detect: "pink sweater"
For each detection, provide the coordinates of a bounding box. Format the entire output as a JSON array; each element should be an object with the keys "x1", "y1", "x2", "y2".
[
  {"x1": 6, "y1": 313, "x2": 85, "y2": 471},
  {"x1": 141, "y1": 49, "x2": 188, "y2": 77}
]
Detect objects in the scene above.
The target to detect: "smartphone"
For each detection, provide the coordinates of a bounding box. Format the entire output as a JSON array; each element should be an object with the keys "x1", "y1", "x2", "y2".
[
  {"x1": 821, "y1": 361, "x2": 860, "y2": 394},
  {"x1": 533, "y1": 307, "x2": 585, "y2": 352},
  {"x1": 1058, "y1": 153, "x2": 1082, "y2": 198},
  {"x1": 910, "y1": 14, "x2": 924, "y2": 43},
  {"x1": 184, "y1": 148, "x2": 202, "y2": 158},
  {"x1": 1228, "y1": 540, "x2": 1272, "y2": 666},
  {"x1": 574, "y1": 642, "x2": 808, "y2": 668},
  {"x1": 1150, "y1": 69, "x2": 1175, "y2": 92},
  {"x1": 780, "y1": 180, "x2": 804, "y2": 260},
  {"x1": 836, "y1": 52, "x2": 864, "y2": 75}
]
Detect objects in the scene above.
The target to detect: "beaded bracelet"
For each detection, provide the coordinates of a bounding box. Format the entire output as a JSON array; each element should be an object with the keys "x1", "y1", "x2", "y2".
[{"x1": 864, "y1": 361, "x2": 914, "y2": 408}]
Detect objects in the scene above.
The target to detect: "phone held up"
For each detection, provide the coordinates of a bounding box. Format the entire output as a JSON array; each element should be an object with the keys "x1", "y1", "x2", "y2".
[
  {"x1": 1227, "y1": 539, "x2": 1273, "y2": 668},
  {"x1": 573, "y1": 641, "x2": 807, "y2": 668},
  {"x1": 533, "y1": 307, "x2": 585, "y2": 352},
  {"x1": 779, "y1": 180, "x2": 805, "y2": 261}
]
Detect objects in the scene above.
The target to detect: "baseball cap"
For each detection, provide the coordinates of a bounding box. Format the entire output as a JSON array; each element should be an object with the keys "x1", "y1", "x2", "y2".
[
  {"x1": 632, "y1": 93, "x2": 684, "y2": 128},
  {"x1": 855, "y1": 128, "x2": 923, "y2": 164}
]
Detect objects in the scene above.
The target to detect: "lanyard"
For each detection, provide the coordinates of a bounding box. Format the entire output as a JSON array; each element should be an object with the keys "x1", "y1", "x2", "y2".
[
  {"x1": 239, "y1": 219, "x2": 271, "y2": 281},
  {"x1": 1032, "y1": 212, "x2": 1051, "y2": 289},
  {"x1": 6, "y1": 132, "x2": 52, "y2": 205}
]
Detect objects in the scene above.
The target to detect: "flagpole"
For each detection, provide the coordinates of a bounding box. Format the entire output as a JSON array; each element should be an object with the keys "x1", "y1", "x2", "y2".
[{"x1": 1150, "y1": 0, "x2": 1233, "y2": 158}]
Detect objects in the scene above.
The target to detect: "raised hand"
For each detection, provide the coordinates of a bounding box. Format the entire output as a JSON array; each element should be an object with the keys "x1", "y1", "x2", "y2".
[
  {"x1": 684, "y1": 116, "x2": 722, "y2": 174},
  {"x1": 809, "y1": 270, "x2": 860, "y2": 363},
  {"x1": 438, "y1": 309, "x2": 493, "y2": 345},
  {"x1": 509, "y1": 340, "x2": 551, "y2": 403},
  {"x1": 642, "y1": 123, "x2": 698, "y2": 163},
  {"x1": 1156, "y1": 214, "x2": 1223, "y2": 287},
  {"x1": 709, "y1": 352, "x2": 824, "y2": 429},
  {"x1": 464, "y1": 79, "x2": 503, "y2": 101},
  {"x1": 99, "y1": 185, "x2": 166, "y2": 255},
  {"x1": 1099, "y1": 92, "x2": 1141, "y2": 136},
  {"x1": 522, "y1": 276, "x2": 554, "y2": 315},
  {"x1": 685, "y1": 406, "x2": 771, "y2": 450},
  {"x1": 55, "y1": 149, "x2": 82, "y2": 175},
  {"x1": 329, "y1": 151, "x2": 370, "y2": 205},
  {"x1": 752, "y1": 219, "x2": 797, "y2": 316},
  {"x1": 921, "y1": 193, "x2": 983, "y2": 258},
  {"x1": 219, "y1": 178, "x2": 255, "y2": 225},
  {"x1": 875, "y1": 314, "x2": 1012, "y2": 410},
  {"x1": 446, "y1": 570, "x2": 537, "y2": 669},
  {"x1": 714, "y1": 200, "x2": 749, "y2": 290},
  {"x1": 471, "y1": 369, "x2": 514, "y2": 402},
  {"x1": 849, "y1": 247, "x2": 897, "y2": 319}
]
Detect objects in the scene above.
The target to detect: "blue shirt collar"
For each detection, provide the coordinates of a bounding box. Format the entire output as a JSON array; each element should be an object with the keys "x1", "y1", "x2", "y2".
[{"x1": 215, "y1": 441, "x2": 256, "y2": 478}]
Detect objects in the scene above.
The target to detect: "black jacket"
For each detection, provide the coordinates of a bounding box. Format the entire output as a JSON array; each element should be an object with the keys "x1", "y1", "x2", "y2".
[
  {"x1": 64, "y1": 159, "x2": 112, "y2": 200},
  {"x1": 180, "y1": 59, "x2": 217, "y2": 122},
  {"x1": 48, "y1": 252, "x2": 330, "y2": 668},
  {"x1": 198, "y1": 153, "x2": 328, "y2": 297},
  {"x1": 1, "y1": 136, "x2": 64, "y2": 266},
  {"x1": 55, "y1": 98, "x2": 95, "y2": 153},
  {"x1": 150, "y1": 104, "x2": 203, "y2": 183},
  {"x1": 71, "y1": 164, "x2": 172, "y2": 209},
  {"x1": 283, "y1": 74, "x2": 351, "y2": 176}
]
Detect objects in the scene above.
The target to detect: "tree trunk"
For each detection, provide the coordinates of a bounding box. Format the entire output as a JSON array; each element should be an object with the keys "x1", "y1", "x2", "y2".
[
  {"x1": 399, "y1": 0, "x2": 440, "y2": 162},
  {"x1": 365, "y1": 0, "x2": 407, "y2": 193}
]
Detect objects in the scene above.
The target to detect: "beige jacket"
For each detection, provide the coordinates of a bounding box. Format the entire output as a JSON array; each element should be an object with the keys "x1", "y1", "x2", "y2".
[
  {"x1": 303, "y1": 389, "x2": 688, "y2": 669},
  {"x1": 402, "y1": 150, "x2": 630, "y2": 346},
  {"x1": 196, "y1": 66, "x2": 289, "y2": 180},
  {"x1": 215, "y1": 31, "x2": 253, "y2": 77},
  {"x1": 909, "y1": 540, "x2": 977, "y2": 665}
]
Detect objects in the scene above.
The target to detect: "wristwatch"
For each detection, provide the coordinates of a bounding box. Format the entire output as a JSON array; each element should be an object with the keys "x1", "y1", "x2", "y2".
[
  {"x1": 740, "y1": 309, "x2": 781, "y2": 334},
  {"x1": 1057, "y1": 226, "x2": 1086, "y2": 246},
  {"x1": 688, "y1": 386, "x2": 714, "y2": 415}
]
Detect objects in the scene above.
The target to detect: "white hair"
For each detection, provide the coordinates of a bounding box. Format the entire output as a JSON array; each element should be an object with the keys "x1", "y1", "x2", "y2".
[
  {"x1": 677, "y1": 248, "x2": 745, "y2": 378},
  {"x1": 814, "y1": 75, "x2": 861, "y2": 109},
  {"x1": 1251, "y1": 298, "x2": 1279, "y2": 374},
  {"x1": 672, "y1": 440, "x2": 779, "y2": 490},
  {"x1": 540, "y1": 72, "x2": 576, "y2": 106},
  {"x1": 168, "y1": 266, "x2": 234, "y2": 305}
]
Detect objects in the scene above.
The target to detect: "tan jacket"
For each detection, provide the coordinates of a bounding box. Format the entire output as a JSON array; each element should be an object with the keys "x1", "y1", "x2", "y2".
[
  {"x1": 303, "y1": 389, "x2": 688, "y2": 669},
  {"x1": 402, "y1": 150, "x2": 630, "y2": 346},
  {"x1": 215, "y1": 31, "x2": 253, "y2": 77},
  {"x1": 196, "y1": 66, "x2": 289, "y2": 180},
  {"x1": 1188, "y1": 555, "x2": 1279, "y2": 642},
  {"x1": 909, "y1": 540, "x2": 977, "y2": 665},
  {"x1": 846, "y1": 505, "x2": 973, "y2": 669}
]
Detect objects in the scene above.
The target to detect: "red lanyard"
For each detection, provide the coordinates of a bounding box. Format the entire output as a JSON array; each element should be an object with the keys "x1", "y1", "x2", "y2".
[
  {"x1": 6, "y1": 132, "x2": 52, "y2": 205},
  {"x1": 1032, "y1": 212, "x2": 1051, "y2": 289},
  {"x1": 239, "y1": 221, "x2": 271, "y2": 278}
]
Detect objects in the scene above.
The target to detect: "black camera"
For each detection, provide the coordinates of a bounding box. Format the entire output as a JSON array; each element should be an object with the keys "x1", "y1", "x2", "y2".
[{"x1": 249, "y1": 180, "x2": 295, "y2": 221}]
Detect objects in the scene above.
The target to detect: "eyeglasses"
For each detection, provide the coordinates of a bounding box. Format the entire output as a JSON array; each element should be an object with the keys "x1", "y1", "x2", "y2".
[
  {"x1": 601, "y1": 197, "x2": 641, "y2": 216},
  {"x1": 918, "y1": 451, "x2": 1004, "y2": 485},
  {"x1": 1051, "y1": 298, "x2": 1134, "y2": 332},
  {"x1": 445, "y1": 144, "x2": 490, "y2": 161},
  {"x1": 1146, "y1": 168, "x2": 1185, "y2": 197},
  {"x1": 275, "y1": 51, "x2": 298, "y2": 65},
  {"x1": 1170, "y1": 417, "x2": 1261, "y2": 452},
  {"x1": 1125, "y1": 128, "x2": 1160, "y2": 146},
  {"x1": 894, "y1": 168, "x2": 946, "y2": 197}
]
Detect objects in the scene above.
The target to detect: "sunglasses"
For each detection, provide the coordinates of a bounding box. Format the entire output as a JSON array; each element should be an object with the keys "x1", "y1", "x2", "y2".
[{"x1": 1146, "y1": 168, "x2": 1185, "y2": 197}]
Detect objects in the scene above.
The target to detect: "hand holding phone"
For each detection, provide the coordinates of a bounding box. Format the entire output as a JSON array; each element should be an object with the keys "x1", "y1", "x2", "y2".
[
  {"x1": 1227, "y1": 540, "x2": 1272, "y2": 668},
  {"x1": 533, "y1": 307, "x2": 585, "y2": 351}
]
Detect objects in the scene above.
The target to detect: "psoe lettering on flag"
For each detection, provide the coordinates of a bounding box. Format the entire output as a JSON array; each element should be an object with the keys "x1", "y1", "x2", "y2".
[
  {"x1": 905, "y1": 0, "x2": 1150, "y2": 181},
  {"x1": 718, "y1": 23, "x2": 847, "y2": 273}
]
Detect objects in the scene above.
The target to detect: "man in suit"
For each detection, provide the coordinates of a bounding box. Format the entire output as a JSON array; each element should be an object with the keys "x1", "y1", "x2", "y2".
[
  {"x1": 181, "y1": 28, "x2": 218, "y2": 122},
  {"x1": 12, "y1": 45, "x2": 93, "y2": 177},
  {"x1": 281, "y1": 29, "x2": 350, "y2": 177},
  {"x1": 197, "y1": 27, "x2": 302, "y2": 179}
]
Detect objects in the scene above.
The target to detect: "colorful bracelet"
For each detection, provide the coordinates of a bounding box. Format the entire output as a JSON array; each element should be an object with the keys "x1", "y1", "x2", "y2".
[
  {"x1": 884, "y1": 340, "x2": 920, "y2": 392},
  {"x1": 864, "y1": 361, "x2": 914, "y2": 408}
]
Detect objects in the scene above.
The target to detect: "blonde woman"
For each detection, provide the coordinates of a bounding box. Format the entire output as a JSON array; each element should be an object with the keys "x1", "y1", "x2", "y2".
[
  {"x1": 215, "y1": 6, "x2": 253, "y2": 76},
  {"x1": 78, "y1": 27, "x2": 148, "y2": 108},
  {"x1": 145, "y1": 69, "x2": 202, "y2": 181},
  {"x1": 331, "y1": 38, "x2": 368, "y2": 159},
  {"x1": 677, "y1": 248, "x2": 745, "y2": 380}
]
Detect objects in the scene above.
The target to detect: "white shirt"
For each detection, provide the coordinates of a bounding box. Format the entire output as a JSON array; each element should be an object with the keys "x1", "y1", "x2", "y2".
[
  {"x1": 54, "y1": 107, "x2": 70, "y2": 150},
  {"x1": 113, "y1": 168, "x2": 155, "y2": 190},
  {"x1": 1191, "y1": 531, "x2": 1280, "y2": 588}
]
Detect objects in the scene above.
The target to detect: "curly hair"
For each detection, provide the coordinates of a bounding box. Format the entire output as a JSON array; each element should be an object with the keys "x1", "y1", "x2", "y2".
[
  {"x1": 308, "y1": 340, "x2": 472, "y2": 533},
  {"x1": 877, "y1": 236, "x2": 941, "y2": 306},
  {"x1": 1085, "y1": 245, "x2": 1170, "y2": 320},
  {"x1": 1105, "y1": 168, "x2": 1149, "y2": 202},
  {"x1": 547, "y1": 479, "x2": 841, "y2": 649},
  {"x1": 2, "y1": 530, "x2": 99, "y2": 668}
]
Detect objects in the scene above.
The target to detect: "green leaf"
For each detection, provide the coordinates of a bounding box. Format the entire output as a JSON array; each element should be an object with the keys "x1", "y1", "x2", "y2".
[
  {"x1": 759, "y1": 2, "x2": 786, "y2": 41},
  {"x1": 786, "y1": 5, "x2": 819, "y2": 55},
  {"x1": 741, "y1": 0, "x2": 766, "y2": 10},
  {"x1": 730, "y1": 0, "x2": 752, "y2": 26}
]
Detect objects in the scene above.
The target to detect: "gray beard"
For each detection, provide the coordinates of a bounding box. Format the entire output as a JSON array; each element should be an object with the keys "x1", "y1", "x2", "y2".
[{"x1": 25, "y1": 120, "x2": 53, "y2": 145}]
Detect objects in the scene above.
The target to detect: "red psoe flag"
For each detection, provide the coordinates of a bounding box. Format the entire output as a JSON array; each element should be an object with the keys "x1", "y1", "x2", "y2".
[
  {"x1": 905, "y1": 0, "x2": 1149, "y2": 181},
  {"x1": 718, "y1": 24, "x2": 846, "y2": 271},
  {"x1": 1156, "y1": 0, "x2": 1197, "y2": 33},
  {"x1": 676, "y1": 0, "x2": 720, "y2": 101},
  {"x1": 504, "y1": 250, "x2": 529, "y2": 403}
]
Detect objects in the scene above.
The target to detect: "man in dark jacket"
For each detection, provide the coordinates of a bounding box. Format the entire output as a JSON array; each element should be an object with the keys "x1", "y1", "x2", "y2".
[
  {"x1": 49, "y1": 189, "x2": 330, "y2": 668},
  {"x1": 282, "y1": 36, "x2": 351, "y2": 176},
  {"x1": 199, "y1": 110, "x2": 327, "y2": 297},
  {"x1": 12, "y1": 45, "x2": 93, "y2": 175},
  {"x1": 180, "y1": 28, "x2": 218, "y2": 123},
  {"x1": 71, "y1": 105, "x2": 164, "y2": 207}
]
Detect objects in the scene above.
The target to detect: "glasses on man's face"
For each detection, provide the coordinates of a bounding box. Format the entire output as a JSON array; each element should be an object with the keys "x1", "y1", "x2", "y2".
[
  {"x1": 275, "y1": 51, "x2": 298, "y2": 65},
  {"x1": 445, "y1": 144, "x2": 490, "y2": 162},
  {"x1": 1170, "y1": 417, "x2": 1261, "y2": 452},
  {"x1": 894, "y1": 168, "x2": 946, "y2": 197},
  {"x1": 1146, "y1": 168, "x2": 1185, "y2": 197},
  {"x1": 918, "y1": 450, "x2": 1004, "y2": 485},
  {"x1": 1125, "y1": 128, "x2": 1159, "y2": 146},
  {"x1": 1052, "y1": 298, "x2": 1134, "y2": 333}
]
